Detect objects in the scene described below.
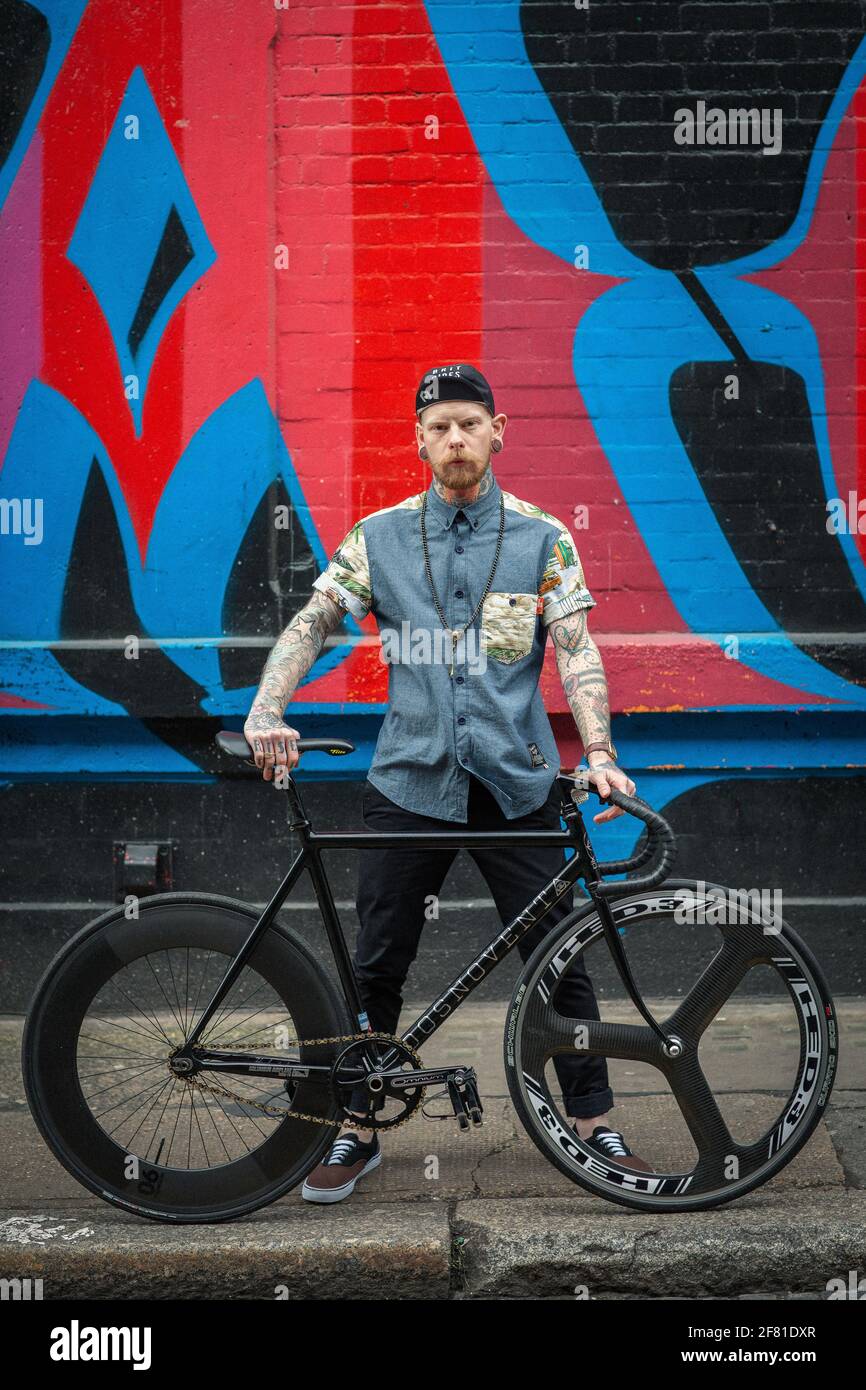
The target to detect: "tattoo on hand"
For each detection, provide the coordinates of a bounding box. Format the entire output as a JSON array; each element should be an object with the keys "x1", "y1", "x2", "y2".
[{"x1": 247, "y1": 711, "x2": 283, "y2": 735}]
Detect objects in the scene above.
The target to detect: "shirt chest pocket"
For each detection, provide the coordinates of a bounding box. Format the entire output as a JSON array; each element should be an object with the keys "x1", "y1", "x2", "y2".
[{"x1": 480, "y1": 591, "x2": 538, "y2": 664}]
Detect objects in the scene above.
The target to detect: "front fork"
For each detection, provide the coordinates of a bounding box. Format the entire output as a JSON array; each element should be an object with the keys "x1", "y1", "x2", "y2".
[{"x1": 565, "y1": 797, "x2": 681, "y2": 1057}]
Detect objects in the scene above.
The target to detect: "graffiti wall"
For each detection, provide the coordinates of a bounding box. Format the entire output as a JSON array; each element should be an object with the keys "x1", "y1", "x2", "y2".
[{"x1": 2, "y1": 1, "x2": 866, "y2": 891}]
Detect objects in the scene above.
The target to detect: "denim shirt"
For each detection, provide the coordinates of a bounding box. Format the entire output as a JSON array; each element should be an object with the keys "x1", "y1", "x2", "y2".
[{"x1": 311, "y1": 472, "x2": 595, "y2": 821}]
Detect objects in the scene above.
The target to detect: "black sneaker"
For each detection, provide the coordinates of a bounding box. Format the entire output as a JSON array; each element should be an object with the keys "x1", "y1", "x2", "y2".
[
  {"x1": 301, "y1": 1131, "x2": 382, "y2": 1204},
  {"x1": 581, "y1": 1124, "x2": 653, "y2": 1173}
]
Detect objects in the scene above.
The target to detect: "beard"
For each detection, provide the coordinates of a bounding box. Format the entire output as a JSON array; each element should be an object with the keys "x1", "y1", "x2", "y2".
[{"x1": 431, "y1": 451, "x2": 488, "y2": 491}]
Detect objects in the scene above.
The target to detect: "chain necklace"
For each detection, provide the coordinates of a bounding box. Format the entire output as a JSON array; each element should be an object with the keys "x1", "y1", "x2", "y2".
[{"x1": 420, "y1": 486, "x2": 506, "y2": 677}]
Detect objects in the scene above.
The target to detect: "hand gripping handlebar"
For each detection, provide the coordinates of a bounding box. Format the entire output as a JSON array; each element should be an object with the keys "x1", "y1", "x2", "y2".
[{"x1": 561, "y1": 779, "x2": 677, "y2": 897}]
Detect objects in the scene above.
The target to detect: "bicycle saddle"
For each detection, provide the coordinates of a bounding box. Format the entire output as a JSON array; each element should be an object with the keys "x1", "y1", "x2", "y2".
[{"x1": 215, "y1": 731, "x2": 355, "y2": 759}]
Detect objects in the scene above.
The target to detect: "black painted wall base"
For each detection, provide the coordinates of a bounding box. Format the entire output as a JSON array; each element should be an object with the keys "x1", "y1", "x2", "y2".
[{"x1": 1, "y1": 774, "x2": 864, "y2": 1009}]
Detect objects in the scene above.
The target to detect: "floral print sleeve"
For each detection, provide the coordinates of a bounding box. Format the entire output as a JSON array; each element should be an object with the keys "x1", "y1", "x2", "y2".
[
  {"x1": 311, "y1": 519, "x2": 372, "y2": 621},
  {"x1": 538, "y1": 526, "x2": 596, "y2": 625}
]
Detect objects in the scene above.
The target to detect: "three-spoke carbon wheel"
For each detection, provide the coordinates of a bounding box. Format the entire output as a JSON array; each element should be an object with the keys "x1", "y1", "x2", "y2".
[
  {"x1": 504, "y1": 879, "x2": 838, "y2": 1212},
  {"x1": 22, "y1": 894, "x2": 352, "y2": 1223}
]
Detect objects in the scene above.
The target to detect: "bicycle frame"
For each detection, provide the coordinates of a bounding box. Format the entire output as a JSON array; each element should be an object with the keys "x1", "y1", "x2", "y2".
[{"x1": 179, "y1": 775, "x2": 673, "y2": 1082}]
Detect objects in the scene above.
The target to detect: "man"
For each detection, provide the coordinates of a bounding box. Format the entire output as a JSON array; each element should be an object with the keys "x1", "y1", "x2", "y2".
[{"x1": 245, "y1": 364, "x2": 652, "y2": 1203}]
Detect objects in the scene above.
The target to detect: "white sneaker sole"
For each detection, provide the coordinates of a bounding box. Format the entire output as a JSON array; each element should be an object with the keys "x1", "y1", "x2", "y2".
[{"x1": 301, "y1": 1148, "x2": 382, "y2": 1204}]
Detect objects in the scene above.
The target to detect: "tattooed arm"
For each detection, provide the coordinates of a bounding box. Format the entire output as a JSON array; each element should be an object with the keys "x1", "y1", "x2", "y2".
[
  {"x1": 549, "y1": 607, "x2": 636, "y2": 822},
  {"x1": 244, "y1": 587, "x2": 347, "y2": 781}
]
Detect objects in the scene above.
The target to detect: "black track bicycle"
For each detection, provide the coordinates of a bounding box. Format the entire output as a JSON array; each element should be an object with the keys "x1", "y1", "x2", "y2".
[{"x1": 22, "y1": 733, "x2": 838, "y2": 1221}]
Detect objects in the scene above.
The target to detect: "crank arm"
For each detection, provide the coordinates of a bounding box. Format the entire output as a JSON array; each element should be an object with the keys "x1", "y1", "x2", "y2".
[{"x1": 387, "y1": 1065, "x2": 479, "y2": 1091}]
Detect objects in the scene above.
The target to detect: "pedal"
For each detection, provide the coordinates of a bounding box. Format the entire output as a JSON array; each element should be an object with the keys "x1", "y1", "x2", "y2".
[
  {"x1": 422, "y1": 1061, "x2": 483, "y2": 1128},
  {"x1": 446, "y1": 1069, "x2": 484, "y2": 1130}
]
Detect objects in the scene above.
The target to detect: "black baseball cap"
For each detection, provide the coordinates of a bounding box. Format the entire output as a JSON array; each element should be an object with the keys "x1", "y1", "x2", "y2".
[{"x1": 415, "y1": 364, "x2": 494, "y2": 417}]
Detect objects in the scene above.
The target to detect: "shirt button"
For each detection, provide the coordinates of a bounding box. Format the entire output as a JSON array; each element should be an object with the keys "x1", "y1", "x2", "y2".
[
  {"x1": 455, "y1": 589, "x2": 464, "y2": 598},
  {"x1": 456, "y1": 675, "x2": 465, "y2": 684},
  {"x1": 509, "y1": 597, "x2": 516, "y2": 606},
  {"x1": 455, "y1": 546, "x2": 464, "y2": 554},
  {"x1": 457, "y1": 716, "x2": 466, "y2": 725}
]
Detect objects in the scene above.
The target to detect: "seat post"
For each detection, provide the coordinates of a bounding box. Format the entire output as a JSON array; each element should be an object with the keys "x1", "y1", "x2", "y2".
[{"x1": 284, "y1": 775, "x2": 311, "y2": 835}]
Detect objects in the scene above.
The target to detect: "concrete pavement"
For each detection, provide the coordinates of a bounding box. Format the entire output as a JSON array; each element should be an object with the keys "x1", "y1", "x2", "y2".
[{"x1": 1, "y1": 1000, "x2": 864, "y2": 1299}]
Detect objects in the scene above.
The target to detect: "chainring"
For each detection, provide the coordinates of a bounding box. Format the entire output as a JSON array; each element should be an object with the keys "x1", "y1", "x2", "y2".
[{"x1": 331, "y1": 1033, "x2": 427, "y2": 1131}]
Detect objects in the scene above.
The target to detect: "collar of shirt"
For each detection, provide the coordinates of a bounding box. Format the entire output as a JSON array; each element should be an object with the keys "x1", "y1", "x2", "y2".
[{"x1": 424, "y1": 472, "x2": 501, "y2": 531}]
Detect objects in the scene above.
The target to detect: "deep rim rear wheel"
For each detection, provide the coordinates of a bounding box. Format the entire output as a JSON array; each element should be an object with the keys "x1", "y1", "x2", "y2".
[
  {"x1": 22, "y1": 894, "x2": 352, "y2": 1223},
  {"x1": 505, "y1": 879, "x2": 838, "y2": 1212}
]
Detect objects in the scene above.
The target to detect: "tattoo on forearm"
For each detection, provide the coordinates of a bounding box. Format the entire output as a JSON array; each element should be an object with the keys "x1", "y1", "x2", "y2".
[
  {"x1": 246, "y1": 591, "x2": 343, "y2": 731},
  {"x1": 552, "y1": 620, "x2": 588, "y2": 657},
  {"x1": 550, "y1": 611, "x2": 611, "y2": 748}
]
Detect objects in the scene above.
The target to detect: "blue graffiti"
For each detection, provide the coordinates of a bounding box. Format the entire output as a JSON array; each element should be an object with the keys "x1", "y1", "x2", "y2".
[
  {"x1": 424, "y1": 0, "x2": 866, "y2": 707},
  {"x1": 67, "y1": 67, "x2": 216, "y2": 437},
  {"x1": 0, "y1": 378, "x2": 356, "y2": 720},
  {"x1": 0, "y1": 0, "x2": 90, "y2": 212}
]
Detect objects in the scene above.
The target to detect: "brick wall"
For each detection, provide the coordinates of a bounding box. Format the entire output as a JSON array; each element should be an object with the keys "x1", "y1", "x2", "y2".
[{"x1": 0, "y1": 1, "x2": 864, "y2": 960}]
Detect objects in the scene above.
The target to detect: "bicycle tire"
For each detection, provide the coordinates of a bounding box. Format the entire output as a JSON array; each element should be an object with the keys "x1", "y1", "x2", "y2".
[
  {"x1": 22, "y1": 892, "x2": 353, "y2": 1224},
  {"x1": 504, "y1": 878, "x2": 838, "y2": 1213}
]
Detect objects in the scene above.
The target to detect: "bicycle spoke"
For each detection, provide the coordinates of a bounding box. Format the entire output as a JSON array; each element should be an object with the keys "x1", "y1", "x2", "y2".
[
  {"x1": 187, "y1": 1085, "x2": 248, "y2": 1169},
  {"x1": 203, "y1": 995, "x2": 285, "y2": 1048},
  {"x1": 204, "y1": 977, "x2": 271, "y2": 1040},
  {"x1": 664, "y1": 1058, "x2": 738, "y2": 1174},
  {"x1": 123, "y1": 1075, "x2": 183, "y2": 1152},
  {"x1": 185, "y1": 949, "x2": 215, "y2": 1038},
  {"x1": 520, "y1": 1014, "x2": 661, "y2": 1070},
  {"x1": 665, "y1": 937, "x2": 754, "y2": 1041},
  {"x1": 78, "y1": 1064, "x2": 157, "y2": 1080},
  {"x1": 92, "y1": 1074, "x2": 175, "y2": 1127},
  {"x1": 101, "y1": 980, "x2": 178, "y2": 1047},
  {"x1": 78, "y1": 1034, "x2": 158, "y2": 1060},
  {"x1": 162, "y1": 949, "x2": 188, "y2": 1038},
  {"x1": 142, "y1": 954, "x2": 187, "y2": 1038},
  {"x1": 138, "y1": 1082, "x2": 181, "y2": 1164},
  {"x1": 188, "y1": 1089, "x2": 237, "y2": 1163},
  {"x1": 79, "y1": 1060, "x2": 166, "y2": 1102},
  {"x1": 207, "y1": 1090, "x2": 272, "y2": 1143},
  {"x1": 186, "y1": 1081, "x2": 194, "y2": 1168},
  {"x1": 84, "y1": 1011, "x2": 170, "y2": 1050},
  {"x1": 208, "y1": 1084, "x2": 272, "y2": 1150},
  {"x1": 158, "y1": 1081, "x2": 188, "y2": 1167},
  {"x1": 182, "y1": 946, "x2": 191, "y2": 1034}
]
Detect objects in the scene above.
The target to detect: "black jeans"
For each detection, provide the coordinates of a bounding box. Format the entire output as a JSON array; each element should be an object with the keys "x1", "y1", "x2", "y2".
[{"x1": 349, "y1": 773, "x2": 613, "y2": 1119}]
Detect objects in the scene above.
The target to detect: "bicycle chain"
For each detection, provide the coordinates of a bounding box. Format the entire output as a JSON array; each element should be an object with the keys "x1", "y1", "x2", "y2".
[{"x1": 183, "y1": 1031, "x2": 425, "y2": 1131}]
